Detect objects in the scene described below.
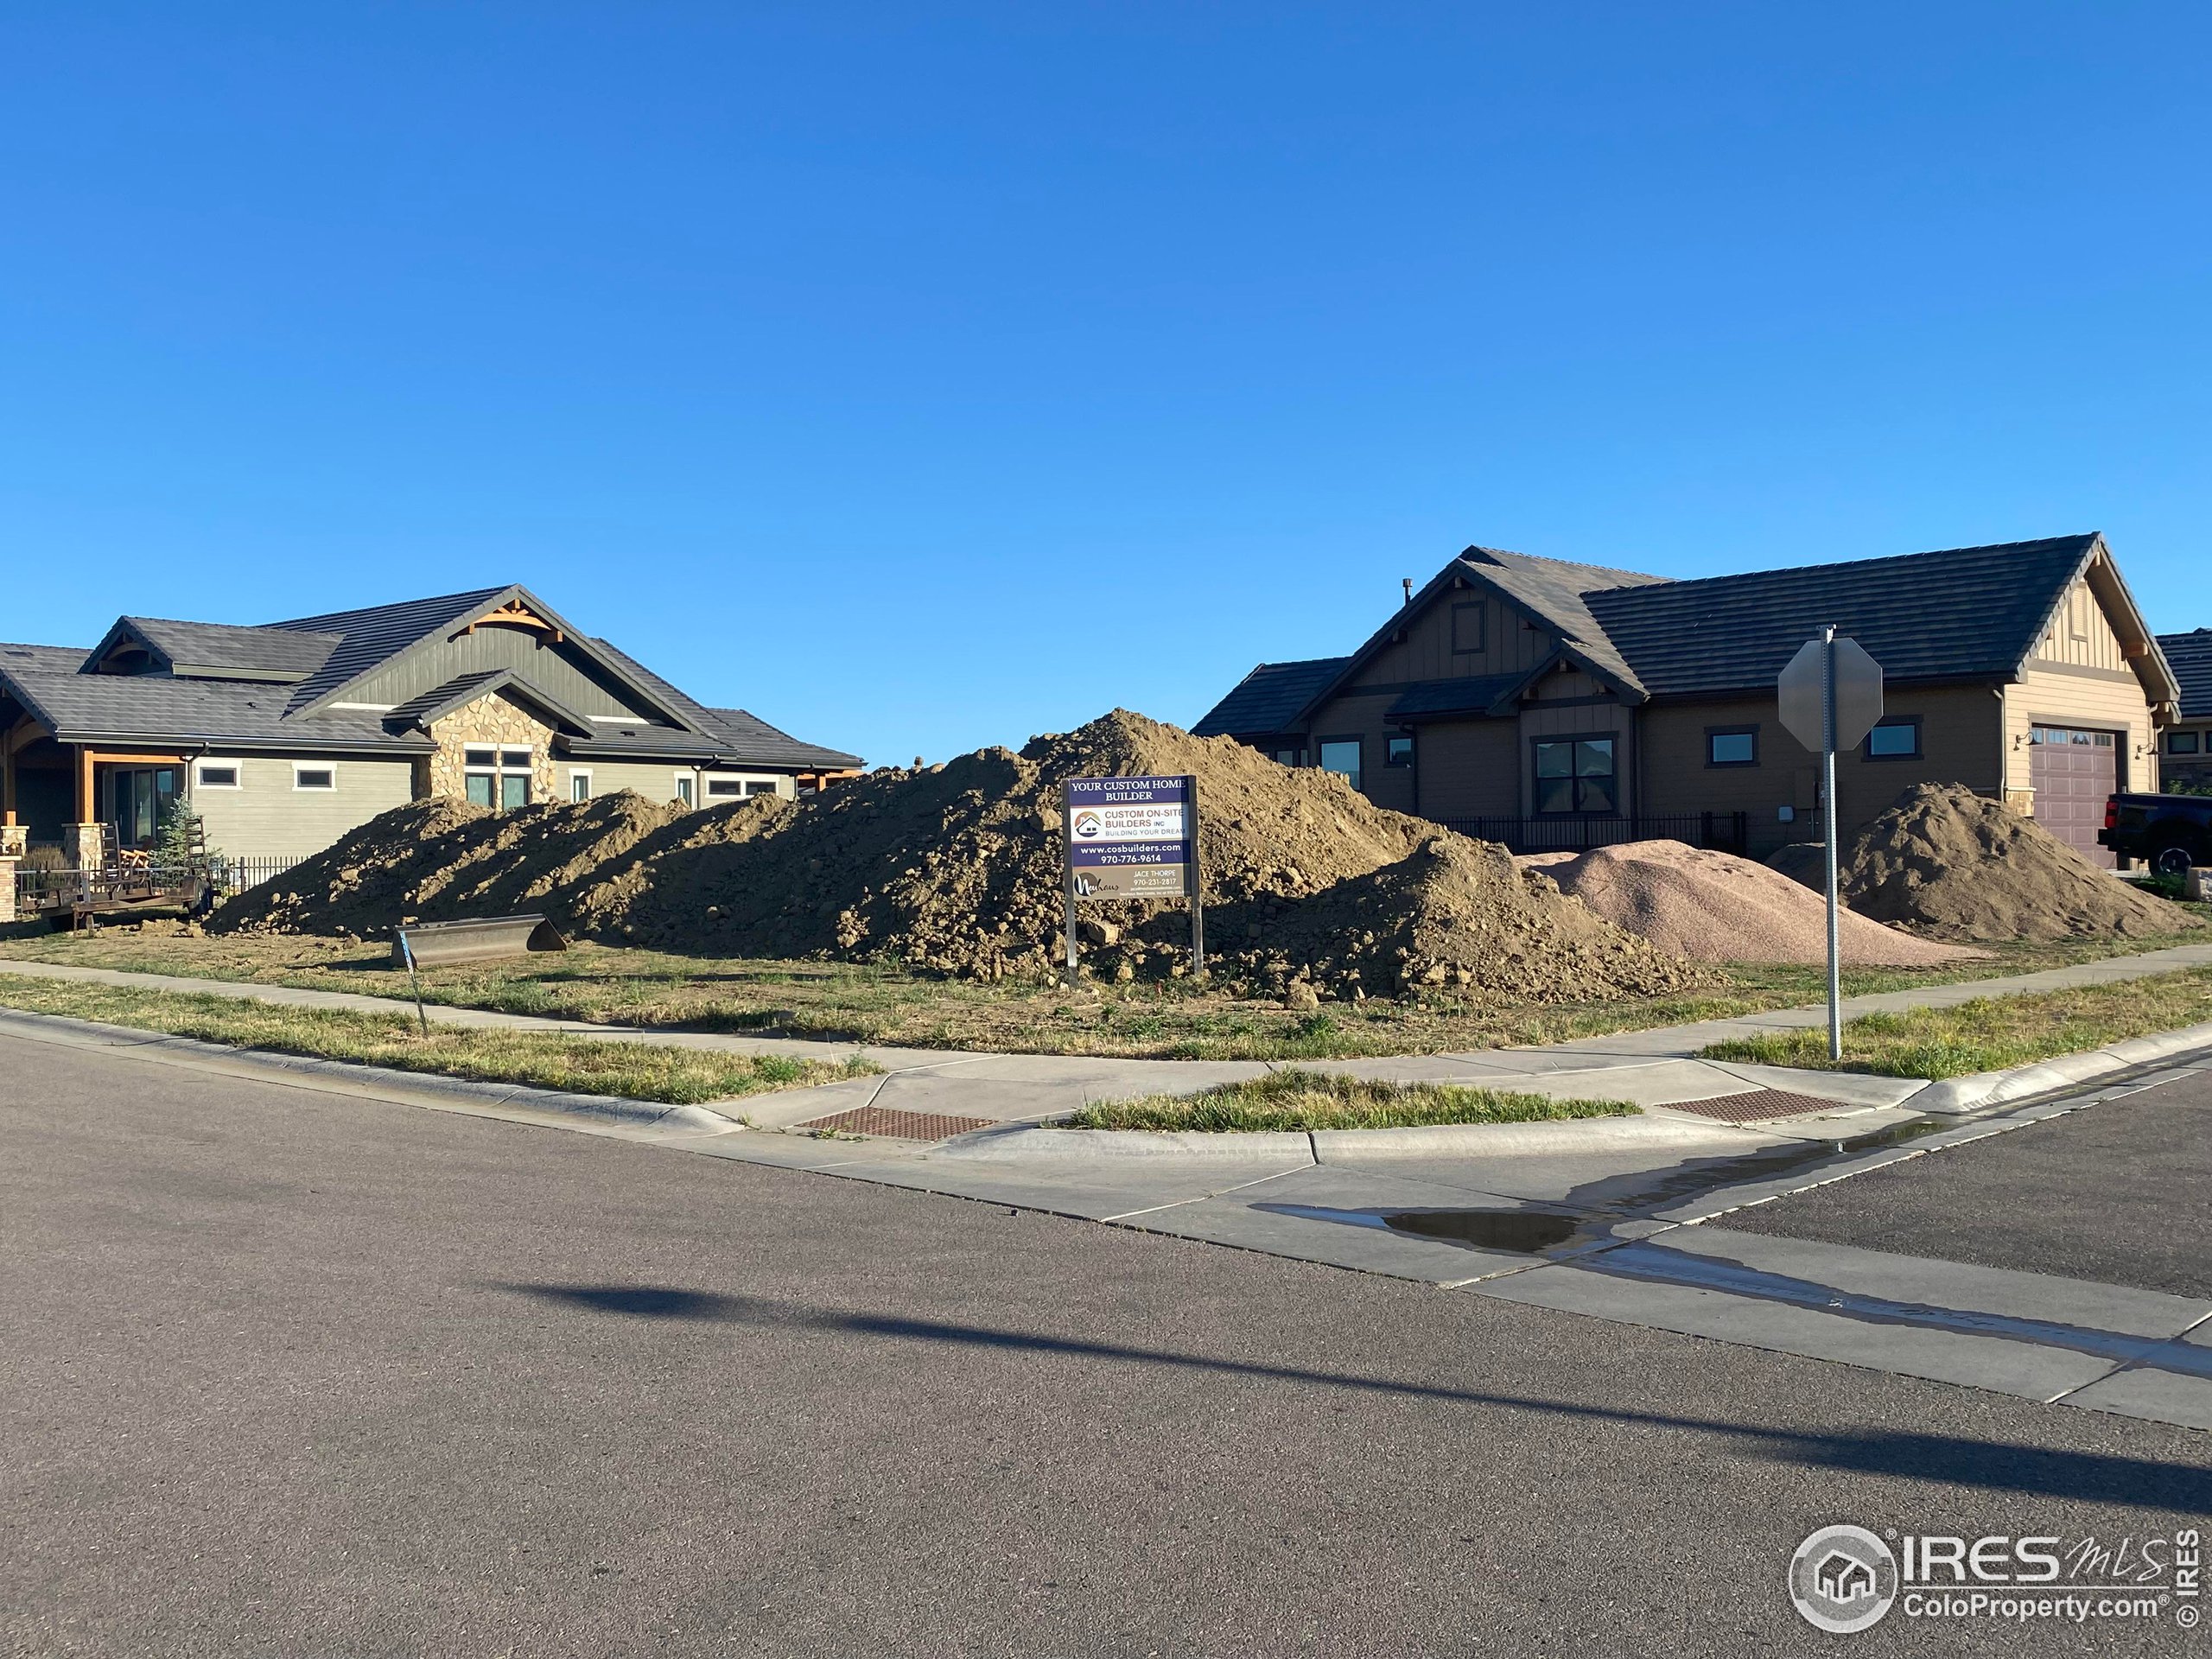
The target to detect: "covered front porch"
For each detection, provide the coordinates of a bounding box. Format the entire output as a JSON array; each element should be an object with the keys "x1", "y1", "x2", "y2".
[{"x1": 2, "y1": 724, "x2": 188, "y2": 863}]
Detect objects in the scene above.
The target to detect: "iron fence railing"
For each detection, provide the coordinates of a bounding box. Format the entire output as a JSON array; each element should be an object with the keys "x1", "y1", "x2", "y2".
[
  {"x1": 10, "y1": 854, "x2": 306, "y2": 917},
  {"x1": 1443, "y1": 811, "x2": 1751, "y2": 857}
]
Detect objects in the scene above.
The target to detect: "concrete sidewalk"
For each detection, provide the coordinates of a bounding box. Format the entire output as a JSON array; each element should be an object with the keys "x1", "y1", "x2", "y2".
[{"x1": 3, "y1": 941, "x2": 2210, "y2": 1133}]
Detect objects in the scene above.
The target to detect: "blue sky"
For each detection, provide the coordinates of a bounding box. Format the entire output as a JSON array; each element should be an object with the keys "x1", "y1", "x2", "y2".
[{"x1": 3, "y1": 4, "x2": 2208, "y2": 766}]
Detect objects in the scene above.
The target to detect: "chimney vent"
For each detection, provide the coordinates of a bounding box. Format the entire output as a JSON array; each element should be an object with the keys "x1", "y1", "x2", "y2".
[{"x1": 1402, "y1": 578, "x2": 1414, "y2": 607}]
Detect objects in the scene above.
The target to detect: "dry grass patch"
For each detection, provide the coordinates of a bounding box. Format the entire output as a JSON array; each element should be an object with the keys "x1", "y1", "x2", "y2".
[
  {"x1": 1700, "y1": 967, "x2": 2212, "y2": 1080},
  {"x1": 0, "y1": 974, "x2": 875, "y2": 1105},
  {"x1": 1069, "y1": 1069, "x2": 1637, "y2": 1133}
]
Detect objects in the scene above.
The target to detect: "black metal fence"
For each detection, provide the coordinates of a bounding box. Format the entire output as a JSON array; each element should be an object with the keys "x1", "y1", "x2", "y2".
[
  {"x1": 10, "y1": 854, "x2": 306, "y2": 917},
  {"x1": 1443, "y1": 811, "x2": 1751, "y2": 857}
]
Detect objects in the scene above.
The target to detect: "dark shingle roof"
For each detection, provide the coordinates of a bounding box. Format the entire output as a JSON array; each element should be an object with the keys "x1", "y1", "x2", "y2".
[
  {"x1": 1192, "y1": 658, "x2": 1351, "y2": 737},
  {"x1": 2160, "y1": 629, "x2": 2212, "y2": 720},
  {"x1": 1385, "y1": 674, "x2": 1528, "y2": 721},
  {"x1": 702, "y1": 708, "x2": 862, "y2": 770},
  {"x1": 269, "y1": 587, "x2": 512, "y2": 712},
  {"x1": 1584, "y1": 536, "x2": 2101, "y2": 697},
  {"x1": 590, "y1": 638, "x2": 861, "y2": 768},
  {"x1": 1459, "y1": 547, "x2": 1664, "y2": 695},
  {"x1": 103, "y1": 617, "x2": 343, "y2": 678},
  {"x1": 0, "y1": 641, "x2": 422, "y2": 751}
]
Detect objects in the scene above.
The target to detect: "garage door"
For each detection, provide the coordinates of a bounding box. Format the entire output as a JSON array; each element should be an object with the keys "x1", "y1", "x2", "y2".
[{"x1": 2030, "y1": 726, "x2": 2119, "y2": 868}]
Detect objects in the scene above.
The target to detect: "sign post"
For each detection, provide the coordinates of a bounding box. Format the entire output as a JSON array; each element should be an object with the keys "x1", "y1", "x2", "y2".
[
  {"x1": 1062, "y1": 773, "x2": 1204, "y2": 974},
  {"x1": 1778, "y1": 629, "x2": 1885, "y2": 1060}
]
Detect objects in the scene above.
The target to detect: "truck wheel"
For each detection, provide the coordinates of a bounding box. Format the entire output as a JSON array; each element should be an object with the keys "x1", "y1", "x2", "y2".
[{"x1": 2150, "y1": 843, "x2": 2196, "y2": 877}]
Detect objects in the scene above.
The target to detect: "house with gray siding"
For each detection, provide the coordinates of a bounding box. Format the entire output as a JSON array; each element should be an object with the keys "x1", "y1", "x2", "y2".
[
  {"x1": 2157, "y1": 628, "x2": 2212, "y2": 788},
  {"x1": 0, "y1": 585, "x2": 861, "y2": 865}
]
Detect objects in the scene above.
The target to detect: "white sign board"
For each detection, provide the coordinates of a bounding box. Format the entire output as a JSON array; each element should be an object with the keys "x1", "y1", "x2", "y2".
[{"x1": 1778, "y1": 636, "x2": 1884, "y2": 753}]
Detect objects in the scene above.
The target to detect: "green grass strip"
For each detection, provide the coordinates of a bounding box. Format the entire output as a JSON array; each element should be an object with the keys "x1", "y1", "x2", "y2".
[
  {"x1": 1068, "y1": 1067, "x2": 1638, "y2": 1133},
  {"x1": 1700, "y1": 966, "x2": 2212, "y2": 1079},
  {"x1": 0, "y1": 973, "x2": 876, "y2": 1105}
]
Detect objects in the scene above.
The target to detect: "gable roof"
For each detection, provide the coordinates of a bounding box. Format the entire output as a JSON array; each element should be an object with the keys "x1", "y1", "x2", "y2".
[
  {"x1": 1583, "y1": 534, "x2": 2109, "y2": 696},
  {"x1": 385, "y1": 670, "x2": 598, "y2": 736},
  {"x1": 1191, "y1": 657, "x2": 1350, "y2": 738},
  {"x1": 267, "y1": 587, "x2": 512, "y2": 712},
  {"x1": 1458, "y1": 546, "x2": 1664, "y2": 696},
  {"x1": 84, "y1": 617, "x2": 343, "y2": 682},
  {"x1": 2161, "y1": 629, "x2": 2212, "y2": 720},
  {"x1": 0, "y1": 640, "x2": 423, "y2": 753}
]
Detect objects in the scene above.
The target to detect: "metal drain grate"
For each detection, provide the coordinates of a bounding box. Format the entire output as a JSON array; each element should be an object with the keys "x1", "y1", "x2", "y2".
[
  {"x1": 1662, "y1": 1089, "x2": 1850, "y2": 1124},
  {"x1": 797, "y1": 1106, "x2": 1000, "y2": 1141}
]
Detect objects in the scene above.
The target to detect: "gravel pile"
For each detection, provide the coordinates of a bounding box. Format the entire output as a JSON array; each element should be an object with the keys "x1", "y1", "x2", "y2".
[
  {"x1": 1528, "y1": 840, "x2": 1981, "y2": 966},
  {"x1": 1767, "y1": 783, "x2": 2202, "y2": 943}
]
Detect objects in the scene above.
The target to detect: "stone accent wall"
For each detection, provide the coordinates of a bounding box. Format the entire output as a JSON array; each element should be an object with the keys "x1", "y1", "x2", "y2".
[{"x1": 424, "y1": 693, "x2": 560, "y2": 806}]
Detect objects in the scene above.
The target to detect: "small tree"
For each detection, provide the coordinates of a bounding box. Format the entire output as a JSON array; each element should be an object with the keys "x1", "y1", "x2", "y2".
[{"x1": 153, "y1": 798, "x2": 219, "y2": 876}]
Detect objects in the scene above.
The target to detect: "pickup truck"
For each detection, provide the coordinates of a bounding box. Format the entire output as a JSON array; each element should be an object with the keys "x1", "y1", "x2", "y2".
[{"x1": 2101, "y1": 792, "x2": 2212, "y2": 874}]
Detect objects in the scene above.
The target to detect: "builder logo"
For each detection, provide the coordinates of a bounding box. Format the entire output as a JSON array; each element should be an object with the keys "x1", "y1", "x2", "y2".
[
  {"x1": 1790, "y1": 1525, "x2": 1898, "y2": 1633},
  {"x1": 1072, "y1": 810, "x2": 1103, "y2": 839}
]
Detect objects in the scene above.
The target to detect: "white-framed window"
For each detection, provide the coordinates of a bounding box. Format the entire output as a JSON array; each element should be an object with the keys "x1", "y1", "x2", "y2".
[
  {"x1": 706, "y1": 778, "x2": 745, "y2": 799},
  {"x1": 194, "y1": 762, "x2": 242, "y2": 790},
  {"x1": 463, "y1": 747, "x2": 534, "y2": 810},
  {"x1": 292, "y1": 763, "x2": 337, "y2": 791},
  {"x1": 744, "y1": 781, "x2": 779, "y2": 797},
  {"x1": 569, "y1": 770, "x2": 592, "y2": 802},
  {"x1": 675, "y1": 773, "x2": 695, "y2": 807}
]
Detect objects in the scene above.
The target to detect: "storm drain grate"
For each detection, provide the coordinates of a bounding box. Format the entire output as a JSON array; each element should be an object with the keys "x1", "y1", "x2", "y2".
[
  {"x1": 797, "y1": 1106, "x2": 1001, "y2": 1141},
  {"x1": 1662, "y1": 1089, "x2": 1850, "y2": 1124}
]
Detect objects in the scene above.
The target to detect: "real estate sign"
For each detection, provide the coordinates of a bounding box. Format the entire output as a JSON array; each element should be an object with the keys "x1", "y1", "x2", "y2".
[
  {"x1": 1064, "y1": 774, "x2": 1195, "y2": 898},
  {"x1": 1060, "y1": 773, "x2": 1205, "y2": 971}
]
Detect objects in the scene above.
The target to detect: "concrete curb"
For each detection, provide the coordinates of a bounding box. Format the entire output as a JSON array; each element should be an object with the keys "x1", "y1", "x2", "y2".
[
  {"x1": 1903, "y1": 1020, "x2": 2212, "y2": 1115},
  {"x1": 0, "y1": 1007, "x2": 747, "y2": 1137},
  {"x1": 931, "y1": 1111, "x2": 1764, "y2": 1164}
]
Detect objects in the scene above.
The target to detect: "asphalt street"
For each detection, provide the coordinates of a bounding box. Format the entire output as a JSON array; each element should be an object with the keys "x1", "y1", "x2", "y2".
[
  {"x1": 5, "y1": 1032, "x2": 2210, "y2": 1658},
  {"x1": 1732, "y1": 1066, "x2": 2212, "y2": 1300}
]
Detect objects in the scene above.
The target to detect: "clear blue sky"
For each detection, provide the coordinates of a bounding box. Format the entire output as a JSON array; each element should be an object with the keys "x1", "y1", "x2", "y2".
[{"x1": 4, "y1": 5, "x2": 2208, "y2": 766}]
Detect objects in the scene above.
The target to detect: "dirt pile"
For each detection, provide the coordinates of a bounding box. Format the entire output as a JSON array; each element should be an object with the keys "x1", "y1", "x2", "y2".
[
  {"x1": 1767, "y1": 784, "x2": 2202, "y2": 943},
  {"x1": 217, "y1": 709, "x2": 1711, "y2": 1002},
  {"x1": 605, "y1": 710, "x2": 1452, "y2": 974},
  {"x1": 1528, "y1": 841, "x2": 1980, "y2": 966},
  {"x1": 1230, "y1": 835, "x2": 1707, "y2": 1001},
  {"x1": 212, "y1": 791, "x2": 780, "y2": 937}
]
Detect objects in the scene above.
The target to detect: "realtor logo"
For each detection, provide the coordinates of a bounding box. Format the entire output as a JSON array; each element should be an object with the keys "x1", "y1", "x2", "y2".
[{"x1": 1790, "y1": 1525, "x2": 1898, "y2": 1633}]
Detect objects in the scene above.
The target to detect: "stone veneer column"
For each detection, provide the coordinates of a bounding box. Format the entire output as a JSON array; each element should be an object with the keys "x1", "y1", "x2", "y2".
[
  {"x1": 64, "y1": 823, "x2": 104, "y2": 869},
  {"x1": 0, "y1": 855, "x2": 16, "y2": 923},
  {"x1": 0, "y1": 823, "x2": 26, "y2": 857}
]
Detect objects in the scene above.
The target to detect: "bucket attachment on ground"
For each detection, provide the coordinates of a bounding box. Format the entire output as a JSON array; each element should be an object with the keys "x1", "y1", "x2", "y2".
[{"x1": 391, "y1": 915, "x2": 568, "y2": 969}]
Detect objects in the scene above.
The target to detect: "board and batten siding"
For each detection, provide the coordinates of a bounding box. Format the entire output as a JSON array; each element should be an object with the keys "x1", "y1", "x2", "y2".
[
  {"x1": 188, "y1": 754, "x2": 416, "y2": 860},
  {"x1": 1410, "y1": 719, "x2": 1519, "y2": 822},
  {"x1": 1999, "y1": 575, "x2": 2161, "y2": 801},
  {"x1": 1515, "y1": 668, "x2": 1631, "y2": 820},
  {"x1": 341, "y1": 626, "x2": 664, "y2": 722},
  {"x1": 1348, "y1": 587, "x2": 1558, "y2": 686}
]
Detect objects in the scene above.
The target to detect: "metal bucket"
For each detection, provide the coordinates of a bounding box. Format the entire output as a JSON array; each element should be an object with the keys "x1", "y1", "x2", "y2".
[{"x1": 392, "y1": 915, "x2": 569, "y2": 969}]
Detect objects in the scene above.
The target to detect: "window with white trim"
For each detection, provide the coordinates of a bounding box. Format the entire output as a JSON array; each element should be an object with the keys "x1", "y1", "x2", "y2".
[
  {"x1": 569, "y1": 771, "x2": 592, "y2": 802},
  {"x1": 194, "y1": 763, "x2": 241, "y2": 790},
  {"x1": 463, "y1": 747, "x2": 534, "y2": 810},
  {"x1": 706, "y1": 779, "x2": 745, "y2": 799},
  {"x1": 675, "y1": 773, "x2": 695, "y2": 807},
  {"x1": 292, "y1": 764, "x2": 336, "y2": 791}
]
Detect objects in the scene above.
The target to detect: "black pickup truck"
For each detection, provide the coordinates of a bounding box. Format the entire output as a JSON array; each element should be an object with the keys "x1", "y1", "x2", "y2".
[{"x1": 2101, "y1": 792, "x2": 2212, "y2": 874}]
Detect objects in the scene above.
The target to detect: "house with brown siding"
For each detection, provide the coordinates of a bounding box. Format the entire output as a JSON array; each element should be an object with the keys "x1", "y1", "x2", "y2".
[
  {"x1": 1194, "y1": 535, "x2": 2180, "y2": 868},
  {"x1": 2157, "y1": 629, "x2": 2212, "y2": 788},
  {"x1": 0, "y1": 585, "x2": 861, "y2": 866}
]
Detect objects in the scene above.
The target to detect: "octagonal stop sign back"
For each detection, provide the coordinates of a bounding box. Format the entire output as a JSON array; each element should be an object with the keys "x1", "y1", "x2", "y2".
[{"x1": 1777, "y1": 635, "x2": 1884, "y2": 752}]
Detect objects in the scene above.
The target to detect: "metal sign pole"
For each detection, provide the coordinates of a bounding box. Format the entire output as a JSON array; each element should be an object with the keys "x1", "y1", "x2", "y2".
[
  {"x1": 1061, "y1": 780, "x2": 1079, "y2": 974},
  {"x1": 1185, "y1": 774, "x2": 1204, "y2": 973},
  {"x1": 397, "y1": 929, "x2": 431, "y2": 1037},
  {"x1": 1821, "y1": 624, "x2": 1842, "y2": 1061}
]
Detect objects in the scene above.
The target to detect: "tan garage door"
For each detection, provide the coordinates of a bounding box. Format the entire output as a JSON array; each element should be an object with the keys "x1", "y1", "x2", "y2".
[{"x1": 2030, "y1": 726, "x2": 2118, "y2": 868}]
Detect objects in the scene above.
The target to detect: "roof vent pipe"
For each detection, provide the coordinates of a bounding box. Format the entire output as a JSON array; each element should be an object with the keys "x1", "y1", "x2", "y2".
[{"x1": 1402, "y1": 578, "x2": 1413, "y2": 607}]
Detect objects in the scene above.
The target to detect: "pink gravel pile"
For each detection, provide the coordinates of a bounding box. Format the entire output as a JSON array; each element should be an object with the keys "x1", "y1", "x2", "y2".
[{"x1": 1525, "y1": 840, "x2": 1984, "y2": 967}]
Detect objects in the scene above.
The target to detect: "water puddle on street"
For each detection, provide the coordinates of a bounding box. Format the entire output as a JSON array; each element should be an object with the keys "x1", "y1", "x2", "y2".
[{"x1": 1378, "y1": 1209, "x2": 1583, "y2": 1253}]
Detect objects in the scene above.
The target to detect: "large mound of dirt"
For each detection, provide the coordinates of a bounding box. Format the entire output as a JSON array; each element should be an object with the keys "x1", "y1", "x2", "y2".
[
  {"x1": 1769, "y1": 784, "x2": 2202, "y2": 943},
  {"x1": 603, "y1": 710, "x2": 1456, "y2": 976},
  {"x1": 1530, "y1": 841, "x2": 1980, "y2": 966},
  {"x1": 1231, "y1": 835, "x2": 1707, "y2": 1001},
  {"x1": 218, "y1": 709, "x2": 1709, "y2": 1002},
  {"x1": 213, "y1": 791, "x2": 781, "y2": 937}
]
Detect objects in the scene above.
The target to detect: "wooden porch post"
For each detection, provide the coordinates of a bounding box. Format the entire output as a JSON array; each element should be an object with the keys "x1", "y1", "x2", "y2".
[
  {"x1": 76, "y1": 744, "x2": 95, "y2": 823},
  {"x1": 1, "y1": 728, "x2": 15, "y2": 827}
]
